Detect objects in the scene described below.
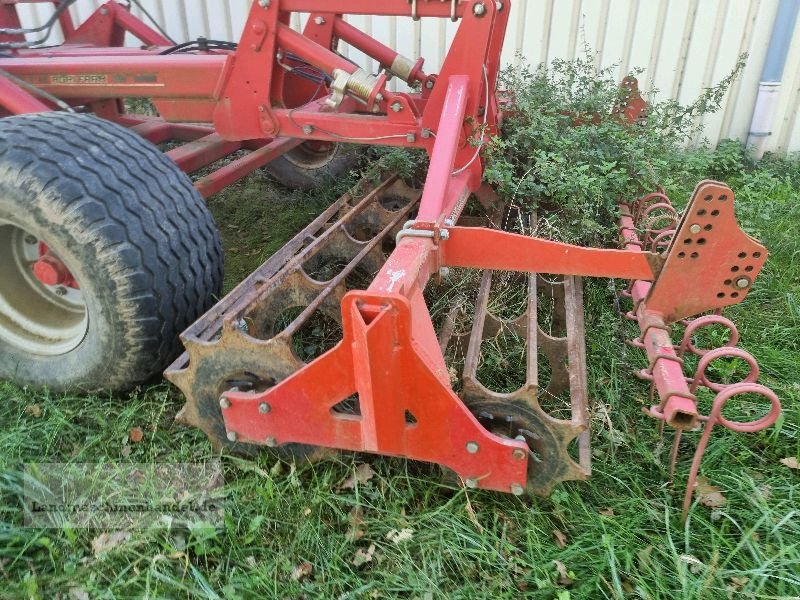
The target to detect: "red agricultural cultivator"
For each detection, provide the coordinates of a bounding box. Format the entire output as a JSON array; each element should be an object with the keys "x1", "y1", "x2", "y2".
[{"x1": 0, "y1": 0, "x2": 780, "y2": 507}]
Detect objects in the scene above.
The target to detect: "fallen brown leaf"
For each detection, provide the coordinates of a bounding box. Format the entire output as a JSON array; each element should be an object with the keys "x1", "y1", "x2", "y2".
[
  {"x1": 637, "y1": 545, "x2": 653, "y2": 569},
  {"x1": 599, "y1": 508, "x2": 615, "y2": 517},
  {"x1": 24, "y1": 404, "x2": 42, "y2": 418},
  {"x1": 346, "y1": 506, "x2": 366, "y2": 542},
  {"x1": 725, "y1": 575, "x2": 749, "y2": 598},
  {"x1": 352, "y1": 543, "x2": 376, "y2": 567},
  {"x1": 129, "y1": 427, "x2": 144, "y2": 443},
  {"x1": 338, "y1": 463, "x2": 376, "y2": 491},
  {"x1": 386, "y1": 528, "x2": 413, "y2": 544},
  {"x1": 680, "y1": 554, "x2": 704, "y2": 575},
  {"x1": 69, "y1": 587, "x2": 90, "y2": 600},
  {"x1": 695, "y1": 476, "x2": 727, "y2": 508},
  {"x1": 553, "y1": 560, "x2": 574, "y2": 587},
  {"x1": 553, "y1": 529, "x2": 568, "y2": 548},
  {"x1": 92, "y1": 531, "x2": 131, "y2": 556},
  {"x1": 290, "y1": 561, "x2": 313, "y2": 582},
  {"x1": 780, "y1": 456, "x2": 800, "y2": 470}
]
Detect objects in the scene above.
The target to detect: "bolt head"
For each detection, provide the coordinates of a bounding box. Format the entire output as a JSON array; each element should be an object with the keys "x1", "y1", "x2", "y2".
[
  {"x1": 302, "y1": 125, "x2": 315, "y2": 135},
  {"x1": 219, "y1": 397, "x2": 231, "y2": 409},
  {"x1": 258, "y1": 0, "x2": 270, "y2": 7},
  {"x1": 439, "y1": 267, "x2": 451, "y2": 278},
  {"x1": 54, "y1": 286, "x2": 67, "y2": 296},
  {"x1": 25, "y1": 235, "x2": 37, "y2": 245},
  {"x1": 512, "y1": 448, "x2": 527, "y2": 461},
  {"x1": 440, "y1": 229, "x2": 450, "y2": 241},
  {"x1": 391, "y1": 102, "x2": 403, "y2": 113},
  {"x1": 689, "y1": 224, "x2": 702, "y2": 234},
  {"x1": 425, "y1": 80, "x2": 435, "y2": 90},
  {"x1": 226, "y1": 431, "x2": 238, "y2": 442},
  {"x1": 258, "y1": 403, "x2": 271, "y2": 414},
  {"x1": 266, "y1": 436, "x2": 278, "y2": 448},
  {"x1": 736, "y1": 277, "x2": 750, "y2": 289},
  {"x1": 466, "y1": 441, "x2": 479, "y2": 454},
  {"x1": 465, "y1": 477, "x2": 478, "y2": 489},
  {"x1": 314, "y1": 16, "x2": 326, "y2": 25},
  {"x1": 511, "y1": 483, "x2": 525, "y2": 496},
  {"x1": 473, "y1": 3, "x2": 487, "y2": 16},
  {"x1": 496, "y1": 1, "x2": 505, "y2": 11}
]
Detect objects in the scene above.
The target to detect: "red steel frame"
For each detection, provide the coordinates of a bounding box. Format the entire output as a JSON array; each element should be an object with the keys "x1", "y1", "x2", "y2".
[{"x1": 0, "y1": 0, "x2": 779, "y2": 496}]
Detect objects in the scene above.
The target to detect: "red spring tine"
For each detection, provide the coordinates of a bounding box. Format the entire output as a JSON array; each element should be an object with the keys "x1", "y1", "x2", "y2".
[
  {"x1": 689, "y1": 346, "x2": 759, "y2": 393},
  {"x1": 682, "y1": 383, "x2": 781, "y2": 521},
  {"x1": 633, "y1": 192, "x2": 671, "y2": 223},
  {"x1": 640, "y1": 203, "x2": 677, "y2": 247},
  {"x1": 649, "y1": 229, "x2": 675, "y2": 254},
  {"x1": 677, "y1": 314, "x2": 740, "y2": 358}
]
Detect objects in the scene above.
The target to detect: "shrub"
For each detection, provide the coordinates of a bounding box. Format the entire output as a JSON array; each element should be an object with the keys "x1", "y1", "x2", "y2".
[{"x1": 484, "y1": 51, "x2": 746, "y2": 246}]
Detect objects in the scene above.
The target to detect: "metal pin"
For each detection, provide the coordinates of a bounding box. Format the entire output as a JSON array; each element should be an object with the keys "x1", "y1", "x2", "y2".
[
  {"x1": 219, "y1": 397, "x2": 231, "y2": 409},
  {"x1": 511, "y1": 483, "x2": 525, "y2": 496},
  {"x1": 226, "y1": 431, "x2": 237, "y2": 442},
  {"x1": 466, "y1": 441, "x2": 479, "y2": 453},
  {"x1": 258, "y1": 403, "x2": 271, "y2": 414}
]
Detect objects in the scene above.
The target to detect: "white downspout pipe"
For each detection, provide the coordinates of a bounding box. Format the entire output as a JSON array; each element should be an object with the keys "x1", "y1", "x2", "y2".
[{"x1": 747, "y1": 0, "x2": 800, "y2": 157}]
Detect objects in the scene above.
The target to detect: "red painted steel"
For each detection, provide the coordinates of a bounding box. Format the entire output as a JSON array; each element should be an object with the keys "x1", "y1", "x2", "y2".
[
  {"x1": 621, "y1": 185, "x2": 779, "y2": 519},
  {"x1": 0, "y1": 74, "x2": 50, "y2": 113},
  {"x1": 442, "y1": 227, "x2": 659, "y2": 280}
]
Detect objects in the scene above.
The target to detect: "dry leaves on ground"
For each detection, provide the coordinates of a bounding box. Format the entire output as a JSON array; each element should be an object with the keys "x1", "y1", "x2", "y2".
[
  {"x1": 780, "y1": 456, "x2": 799, "y2": 470},
  {"x1": 338, "y1": 463, "x2": 376, "y2": 491},
  {"x1": 695, "y1": 475, "x2": 727, "y2": 508},
  {"x1": 346, "y1": 506, "x2": 366, "y2": 542},
  {"x1": 553, "y1": 560, "x2": 574, "y2": 587},
  {"x1": 24, "y1": 404, "x2": 42, "y2": 417},
  {"x1": 553, "y1": 529, "x2": 568, "y2": 548},
  {"x1": 91, "y1": 531, "x2": 131, "y2": 556},
  {"x1": 352, "y1": 543, "x2": 376, "y2": 567},
  {"x1": 386, "y1": 528, "x2": 413, "y2": 544},
  {"x1": 290, "y1": 561, "x2": 313, "y2": 582},
  {"x1": 129, "y1": 427, "x2": 144, "y2": 443}
]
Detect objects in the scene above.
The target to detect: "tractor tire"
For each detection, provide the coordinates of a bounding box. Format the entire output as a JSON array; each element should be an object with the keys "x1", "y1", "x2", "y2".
[
  {"x1": 264, "y1": 141, "x2": 358, "y2": 190},
  {"x1": 0, "y1": 112, "x2": 223, "y2": 392}
]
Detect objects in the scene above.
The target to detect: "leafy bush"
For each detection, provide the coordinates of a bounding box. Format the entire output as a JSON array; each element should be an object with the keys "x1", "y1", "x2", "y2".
[{"x1": 484, "y1": 51, "x2": 746, "y2": 245}]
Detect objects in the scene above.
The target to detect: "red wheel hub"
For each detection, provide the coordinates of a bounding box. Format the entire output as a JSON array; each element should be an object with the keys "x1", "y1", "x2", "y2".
[{"x1": 32, "y1": 243, "x2": 79, "y2": 288}]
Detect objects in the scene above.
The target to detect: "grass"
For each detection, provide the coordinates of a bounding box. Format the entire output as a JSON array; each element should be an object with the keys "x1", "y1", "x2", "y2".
[{"x1": 1, "y1": 152, "x2": 799, "y2": 599}]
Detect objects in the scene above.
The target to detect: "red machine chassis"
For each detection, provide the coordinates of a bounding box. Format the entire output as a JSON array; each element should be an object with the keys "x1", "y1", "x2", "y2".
[{"x1": 0, "y1": 0, "x2": 779, "y2": 502}]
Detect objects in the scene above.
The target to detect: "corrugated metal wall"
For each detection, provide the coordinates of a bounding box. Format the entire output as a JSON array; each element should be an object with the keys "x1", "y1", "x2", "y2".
[{"x1": 15, "y1": 0, "x2": 800, "y2": 154}]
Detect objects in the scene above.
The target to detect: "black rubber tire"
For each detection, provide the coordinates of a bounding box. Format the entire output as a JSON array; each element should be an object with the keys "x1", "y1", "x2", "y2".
[
  {"x1": 264, "y1": 142, "x2": 358, "y2": 190},
  {"x1": 0, "y1": 112, "x2": 223, "y2": 392}
]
